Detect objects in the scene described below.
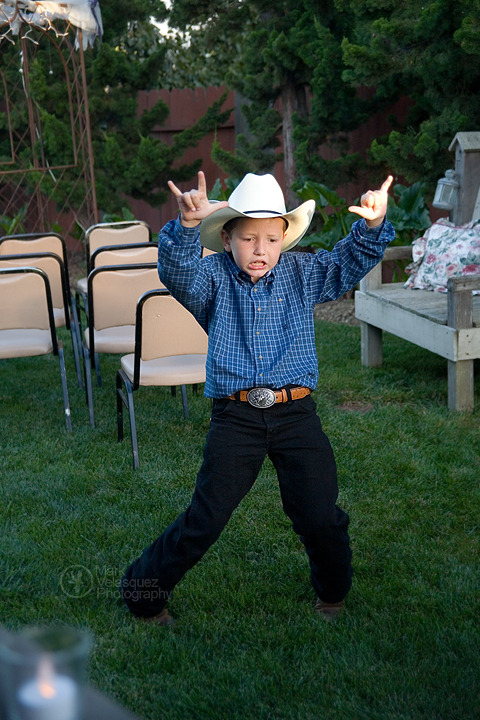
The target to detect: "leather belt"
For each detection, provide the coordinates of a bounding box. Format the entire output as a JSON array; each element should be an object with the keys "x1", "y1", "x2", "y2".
[{"x1": 228, "y1": 386, "x2": 311, "y2": 409}]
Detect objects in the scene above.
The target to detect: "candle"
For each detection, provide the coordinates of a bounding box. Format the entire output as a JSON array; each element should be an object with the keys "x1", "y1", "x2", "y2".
[{"x1": 17, "y1": 656, "x2": 78, "y2": 720}]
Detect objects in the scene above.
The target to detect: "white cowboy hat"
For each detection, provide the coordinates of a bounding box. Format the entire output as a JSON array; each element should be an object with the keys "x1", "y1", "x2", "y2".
[{"x1": 199, "y1": 173, "x2": 316, "y2": 253}]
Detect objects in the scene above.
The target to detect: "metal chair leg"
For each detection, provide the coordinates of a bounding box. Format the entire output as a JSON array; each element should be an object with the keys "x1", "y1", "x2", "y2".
[
  {"x1": 181, "y1": 384, "x2": 189, "y2": 419},
  {"x1": 70, "y1": 325, "x2": 83, "y2": 389},
  {"x1": 116, "y1": 371, "x2": 124, "y2": 442},
  {"x1": 94, "y1": 352, "x2": 102, "y2": 387},
  {"x1": 126, "y1": 384, "x2": 139, "y2": 469},
  {"x1": 58, "y1": 342, "x2": 72, "y2": 432},
  {"x1": 83, "y1": 344, "x2": 95, "y2": 428},
  {"x1": 116, "y1": 370, "x2": 139, "y2": 469},
  {"x1": 69, "y1": 294, "x2": 83, "y2": 388}
]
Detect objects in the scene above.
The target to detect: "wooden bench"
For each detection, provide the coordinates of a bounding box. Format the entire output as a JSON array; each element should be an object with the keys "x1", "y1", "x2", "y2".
[{"x1": 354, "y1": 245, "x2": 480, "y2": 411}]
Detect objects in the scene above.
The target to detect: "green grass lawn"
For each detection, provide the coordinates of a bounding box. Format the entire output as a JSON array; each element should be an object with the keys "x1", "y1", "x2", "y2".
[{"x1": 1, "y1": 319, "x2": 479, "y2": 720}]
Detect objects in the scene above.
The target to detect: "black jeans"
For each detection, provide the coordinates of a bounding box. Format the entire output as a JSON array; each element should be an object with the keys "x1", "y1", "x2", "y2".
[{"x1": 120, "y1": 394, "x2": 352, "y2": 617}]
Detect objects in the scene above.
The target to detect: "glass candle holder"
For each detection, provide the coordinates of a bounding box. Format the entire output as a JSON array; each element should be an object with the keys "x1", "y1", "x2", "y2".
[{"x1": 0, "y1": 626, "x2": 92, "y2": 720}]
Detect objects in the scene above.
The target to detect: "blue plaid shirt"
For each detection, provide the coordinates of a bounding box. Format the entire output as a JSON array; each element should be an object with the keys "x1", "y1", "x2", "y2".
[{"x1": 157, "y1": 217, "x2": 395, "y2": 398}]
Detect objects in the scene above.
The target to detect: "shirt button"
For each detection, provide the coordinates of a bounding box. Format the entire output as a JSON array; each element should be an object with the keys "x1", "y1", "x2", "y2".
[
  {"x1": 256, "y1": 331, "x2": 260, "y2": 336},
  {"x1": 259, "y1": 355, "x2": 263, "y2": 360},
  {"x1": 258, "y1": 307, "x2": 262, "y2": 312}
]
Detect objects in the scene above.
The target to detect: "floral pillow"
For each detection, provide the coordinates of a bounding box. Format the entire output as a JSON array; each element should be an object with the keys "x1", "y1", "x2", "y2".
[{"x1": 404, "y1": 218, "x2": 480, "y2": 293}]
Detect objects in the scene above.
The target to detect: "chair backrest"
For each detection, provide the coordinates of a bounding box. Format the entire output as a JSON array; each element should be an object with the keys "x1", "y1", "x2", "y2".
[
  {"x1": 91, "y1": 243, "x2": 158, "y2": 269},
  {"x1": 85, "y1": 221, "x2": 152, "y2": 272},
  {"x1": 136, "y1": 290, "x2": 208, "y2": 363},
  {"x1": 0, "y1": 253, "x2": 68, "y2": 322},
  {"x1": 0, "y1": 233, "x2": 71, "y2": 290},
  {"x1": 0, "y1": 267, "x2": 57, "y2": 352},
  {"x1": 88, "y1": 264, "x2": 160, "y2": 333}
]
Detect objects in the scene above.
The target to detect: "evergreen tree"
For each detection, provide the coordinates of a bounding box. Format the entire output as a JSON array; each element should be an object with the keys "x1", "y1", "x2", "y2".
[
  {"x1": 165, "y1": 1, "x2": 386, "y2": 202},
  {"x1": 165, "y1": 0, "x2": 480, "y2": 196},
  {"x1": 88, "y1": 2, "x2": 232, "y2": 211},
  {"x1": 340, "y1": 0, "x2": 480, "y2": 184}
]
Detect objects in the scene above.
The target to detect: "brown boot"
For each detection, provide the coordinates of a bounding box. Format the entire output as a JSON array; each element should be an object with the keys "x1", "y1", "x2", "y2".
[
  {"x1": 142, "y1": 608, "x2": 175, "y2": 626},
  {"x1": 315, "y1": 598, "x2": 345, "y2": 621}
]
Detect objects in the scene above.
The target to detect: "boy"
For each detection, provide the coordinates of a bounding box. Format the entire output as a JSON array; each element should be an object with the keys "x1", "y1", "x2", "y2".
[{"x1": 121, "y1": 171, "x2": 395, "y2": 624}]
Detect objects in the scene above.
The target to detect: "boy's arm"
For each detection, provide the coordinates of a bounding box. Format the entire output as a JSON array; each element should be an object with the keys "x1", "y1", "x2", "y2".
[
  {"x1": 157, "y1": 171, "x2": 229, "y2": 317},
  {"x1": 157, "y1": 219, "x2": 209, "y2": 326},
  {"x1": 306, "y1": 217, "x2": 394, "y2": 303},
  {"x1": 304, "y1": 176, "x2": 395, "y2": 302}
]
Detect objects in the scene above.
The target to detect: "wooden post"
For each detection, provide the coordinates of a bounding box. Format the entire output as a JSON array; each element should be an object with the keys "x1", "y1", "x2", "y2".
[
  {"x1": 359, "y1": 261, "x2": 383, "y2": 366},
  {"x1": 447, "y1": 277, "x2": 474, "y2": 411},
  {"x1": 360, "y1": 321, "x2": 383, "y2": 367},
  {"x1": 357, "y1": 248, "x2": 412, "y2": 368},
  {"x1": 448, "y1": 132, "x2": 480, "y2": 225}
]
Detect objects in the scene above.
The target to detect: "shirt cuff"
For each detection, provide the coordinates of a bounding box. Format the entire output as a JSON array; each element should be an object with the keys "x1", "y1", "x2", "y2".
[
  {"x1": 359, "y1": 217, "x2": 385, "y2": 236},
  {"x1": 173, "y1": 216, "x2": 201, "y2": 244},
  {"x1": 358, "y1": 217, "x2": 396, "y2": 244}
]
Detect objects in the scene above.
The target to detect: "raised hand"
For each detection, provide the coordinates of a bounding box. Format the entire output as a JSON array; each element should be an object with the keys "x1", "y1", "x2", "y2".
[
  {"x1": 348, "y1": 175, "x2": 393, "y2": 227},
  {"x1": 168, "y1": 171, "x2": 229, "y2": 226}
]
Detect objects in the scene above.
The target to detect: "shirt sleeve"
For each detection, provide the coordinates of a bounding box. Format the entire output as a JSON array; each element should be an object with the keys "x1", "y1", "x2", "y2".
[
  {"x1": 157, "y1": 218, "x2": 211, "y2": 328},
  {"x1": 303, "y1": 217, "x2": 396, "y2": 303}
]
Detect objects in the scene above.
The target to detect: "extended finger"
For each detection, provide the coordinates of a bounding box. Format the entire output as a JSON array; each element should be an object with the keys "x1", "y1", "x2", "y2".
[
  {"x1": 167, "y1": 179, "x2": 182, "y2": 197},
  {"x1": 197, "y1": 170, "x2": 207, "y2": 194},
  {"x1": 206, "y1": 200, "x2": 230, "y2": 215},
  {"x1": 348, "y1": 205, "x2": 373, "y2": 218},
  {"x1": 381, "y1": 175, "x2": 394, "y2": 193}
]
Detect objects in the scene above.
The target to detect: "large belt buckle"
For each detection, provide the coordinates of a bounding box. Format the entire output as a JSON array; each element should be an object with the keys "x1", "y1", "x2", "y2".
[{"x1": 246, "y1": 387, "x2": 277, "y2": 409}]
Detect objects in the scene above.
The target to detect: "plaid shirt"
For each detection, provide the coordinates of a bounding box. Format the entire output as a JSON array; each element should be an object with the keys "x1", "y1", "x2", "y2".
[{"x1": 157, "y1": 217, "x2": 395, "y2": 398}]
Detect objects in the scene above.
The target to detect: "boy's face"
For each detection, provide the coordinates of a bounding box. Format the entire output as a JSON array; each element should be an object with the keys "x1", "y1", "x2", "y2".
[{"x1": 221, "y1": 217, "x2": 286, "y2": 283}]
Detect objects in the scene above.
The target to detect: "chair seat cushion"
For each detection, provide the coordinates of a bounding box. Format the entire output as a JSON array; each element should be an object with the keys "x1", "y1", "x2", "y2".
[
  {"x1": 121, "y1": 353, "x2": 207, "y2": 386},
  {"x1": 0, "y1": 329, "x2": 53, "y2": 358},
  {"x1": 84, "y1": 325, "x2": 135, "y2": 353}
]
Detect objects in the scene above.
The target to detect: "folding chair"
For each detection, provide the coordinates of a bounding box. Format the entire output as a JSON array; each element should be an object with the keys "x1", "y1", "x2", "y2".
[
  {"x1": 76, "y1": 220, "x2": 152, "y2": 298},
  {"x1": 116, "y1": 289, "x2": 208, "y2": 468},
  {"x1": 90, "y1": 242, "x2": 158, "y2": 270},
  {"x1": 75, "y1": 241, "x2": 159, "y2": 349},
  {"x1": 85, "y1": 220, "x2": 152, "y2": 272},
  {"x1": 75, "y1": 221, "x2": 154, "y2": 350},
  {"x1": 0, "y1": 266, "x2": 72, "y2": 432},
  {"x1": 0, "y1": 233, "x2": 82, "y2": 386},
  {"x1": 82, "y1": 263, "x2": 161, "y2": 427}
]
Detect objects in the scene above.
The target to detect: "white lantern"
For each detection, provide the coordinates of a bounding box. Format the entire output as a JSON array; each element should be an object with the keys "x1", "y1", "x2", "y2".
[{"x1": 432, "y1": 169, "x2": 459, "y2": 211}]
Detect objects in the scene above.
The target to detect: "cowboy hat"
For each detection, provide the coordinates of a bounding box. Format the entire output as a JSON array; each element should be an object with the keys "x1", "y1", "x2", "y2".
[{"x1": 199, "y1": 173, "x2": 316, "y2": 253}]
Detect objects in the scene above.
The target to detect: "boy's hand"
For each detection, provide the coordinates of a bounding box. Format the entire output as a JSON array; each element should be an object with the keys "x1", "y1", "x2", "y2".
[
  {"x1": 168, "y1": 171, "x2": 229, "y2": 227},
  {"x1": 348, "y1": 175, "x2": 393, "y2": 228}
]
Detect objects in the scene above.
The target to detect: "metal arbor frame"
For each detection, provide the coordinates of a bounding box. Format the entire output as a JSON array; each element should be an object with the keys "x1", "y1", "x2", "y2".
[{"x1": 0, "y1": 22, "x2": 98, "y2": 246}]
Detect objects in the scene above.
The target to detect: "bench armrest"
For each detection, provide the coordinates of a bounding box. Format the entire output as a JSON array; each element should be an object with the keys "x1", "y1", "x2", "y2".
[
  {"x1": 383, "y1": 245, "x2": 413, "y2": 262},
  {"x1": 360, "y1": 245, "x2": 413, "y2": 291},
  {"x1": 447, "y1": 275, "x2": 480, "y2": 293},
  {"x1": 447, "y1": 274, "x2": 480, "y2": 328}
]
